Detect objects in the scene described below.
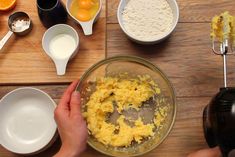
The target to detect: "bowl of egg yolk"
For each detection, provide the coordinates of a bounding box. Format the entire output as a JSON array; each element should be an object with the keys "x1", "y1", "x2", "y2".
[
  {"x1": 77, "y1": 56, "x2": 177, "y2": 156},
  {"x1": 66, "y1": 0, "x2": 102, "y2": 35}
]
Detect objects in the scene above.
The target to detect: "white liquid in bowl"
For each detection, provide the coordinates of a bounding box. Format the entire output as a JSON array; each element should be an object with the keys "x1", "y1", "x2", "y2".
[{"x1": 49, "y1": 34, "x2": 76, "y2": 59}]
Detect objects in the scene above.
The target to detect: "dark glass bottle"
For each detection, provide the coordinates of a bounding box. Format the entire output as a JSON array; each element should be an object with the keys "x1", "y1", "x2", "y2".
[{"x1": 37, "y1": 0, "x2": 67, "y2": 28}]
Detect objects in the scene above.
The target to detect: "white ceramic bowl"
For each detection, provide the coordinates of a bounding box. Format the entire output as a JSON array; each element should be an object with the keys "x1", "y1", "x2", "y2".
[
  {"x1": 42, "y1": 24, "x2": 79, "y2": 75},
  {"x1": 66, "y1": 0, "x2": 102, "y2": 35},
  {"x1": 0, "y1": 87, "x2": 57, "y2": 155},
  {"x1": 117, "y1": 0, "x2": 179, "y2": 45}
]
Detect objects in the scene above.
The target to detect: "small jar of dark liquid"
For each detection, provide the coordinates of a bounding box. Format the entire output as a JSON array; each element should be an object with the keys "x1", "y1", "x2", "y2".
[{"x1": 37, "y1": 0, "x2": 67, "y2": 28}]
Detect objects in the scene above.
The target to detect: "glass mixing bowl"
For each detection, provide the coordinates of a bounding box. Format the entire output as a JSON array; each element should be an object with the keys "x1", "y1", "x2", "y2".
[{"x1": 76, "y1": 56, "x2": 177, "y2": 156}]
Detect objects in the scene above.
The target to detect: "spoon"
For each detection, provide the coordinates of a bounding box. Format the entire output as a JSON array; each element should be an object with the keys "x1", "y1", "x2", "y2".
[
  {"x1": 66, "y1": 0, "x2": 102, "y2": 36},
  {"x1": 0, "y1": 12, "x2": 32, "y2": 50}
]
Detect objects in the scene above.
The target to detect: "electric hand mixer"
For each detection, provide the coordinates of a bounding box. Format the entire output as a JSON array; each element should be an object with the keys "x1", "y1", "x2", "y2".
[{"x1": 203, "y1": 12, "x2": 235, "y2": 157}]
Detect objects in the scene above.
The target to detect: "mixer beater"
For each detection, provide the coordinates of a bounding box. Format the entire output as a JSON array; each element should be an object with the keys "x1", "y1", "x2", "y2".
[{"x1": 204, "y1": 11, "x2": 235, "y2": 157}]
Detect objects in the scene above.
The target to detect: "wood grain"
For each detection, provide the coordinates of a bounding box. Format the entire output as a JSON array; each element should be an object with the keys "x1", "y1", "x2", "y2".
[
  {"x1": 107, "y1": 23, "x2": 235, "y2": 98},
  {"x1": 0, "y1": 85, "x2": 208, "y2": 157},
  {"x1": 107, "y1": 0, "x2": 235, "y2": 24},
  {"x1": 1, "y1": 0, "x2": 234, "y2": 156},
  {"x1": 105, "y1": 0, "x2": 235, "y2": 156},
  {"x1": 0, "y1": 0, "x2": 106, "y2": 84}
]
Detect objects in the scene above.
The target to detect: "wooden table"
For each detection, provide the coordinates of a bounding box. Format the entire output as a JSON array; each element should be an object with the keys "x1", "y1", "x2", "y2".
[{"x1": 1, "y1": 0, "x2": 235, "y2": 156}]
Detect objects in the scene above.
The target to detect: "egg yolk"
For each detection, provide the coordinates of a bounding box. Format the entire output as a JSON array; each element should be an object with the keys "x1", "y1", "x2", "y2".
[
  {"x1": 77, "y1": 9, "x2": 91, "y2": 21},
  {"x1": 78, "y1": 0, "x2": 94, "y2": 10}
]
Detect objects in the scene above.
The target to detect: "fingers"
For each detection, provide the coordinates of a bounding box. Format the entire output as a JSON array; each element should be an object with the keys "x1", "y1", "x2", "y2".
[
  {"x1": 188, "y1": 147, "x2": 222, "y2": 157},
  {"x1": 58, "y1": 80, "x2": 79, "y2": 110},
  {"x1": 70, "y1": 91, "x2": 82, "y2": 116},
  {"x1": 206, "y1": 147, "x2": 222, "y2": 157},
  {"x1": 212, "y1": 147, "x2": 222, "y2": 155}
]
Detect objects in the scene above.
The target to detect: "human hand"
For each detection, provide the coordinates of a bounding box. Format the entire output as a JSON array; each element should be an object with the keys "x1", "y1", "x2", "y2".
[
  {"x1": 54, "y1": 80, "x2": 88, "y2": 157},
  {"x1": 188, "y1": 147, "x2": 222, "y2": 157}
]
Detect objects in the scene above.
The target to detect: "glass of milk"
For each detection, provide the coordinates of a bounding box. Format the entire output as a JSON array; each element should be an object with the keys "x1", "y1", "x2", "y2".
[{"x1": 42, "y1": 24, "x2": 79, "y2": 75}]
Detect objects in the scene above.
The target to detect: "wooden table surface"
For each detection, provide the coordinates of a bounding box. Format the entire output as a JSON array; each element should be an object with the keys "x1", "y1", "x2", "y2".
[
  {"x1": 1, "y1": 0, "x2": 235, "y2": 157},
  {"x1": 0, "y1": 0, "x2": 106, "y2": 84}
]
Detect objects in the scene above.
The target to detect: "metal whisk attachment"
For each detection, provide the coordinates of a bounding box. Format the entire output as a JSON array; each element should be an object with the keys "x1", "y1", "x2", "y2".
[
  {"x1": 211, "y1": 11, "x2": 235, "y2": 88},
  {"x1": 212, "y1": 38, "x2": 235, "y2": 88},
  {"x1": 212, "y1": 39, "x2": 228, "y2": 88}
]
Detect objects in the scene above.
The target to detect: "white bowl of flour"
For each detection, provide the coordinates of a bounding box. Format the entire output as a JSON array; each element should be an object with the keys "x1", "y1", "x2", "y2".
[{"x1": 117, "y1": 0, "x2": 179, "y2": 45}]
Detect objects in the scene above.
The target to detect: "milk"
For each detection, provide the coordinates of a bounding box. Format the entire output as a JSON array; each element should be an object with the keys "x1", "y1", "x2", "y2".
[{"x1": 49, "y1": 34, "x2": 76, "y2": 59}]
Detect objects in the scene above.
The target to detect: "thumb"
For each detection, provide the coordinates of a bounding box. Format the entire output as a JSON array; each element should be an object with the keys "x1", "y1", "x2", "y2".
[
  {"x1": 70, "y1": 91, "x2": 82, "y2": 116},
  {"x1": 188, "y1": 147, "x2": 222, "y2": 157}
]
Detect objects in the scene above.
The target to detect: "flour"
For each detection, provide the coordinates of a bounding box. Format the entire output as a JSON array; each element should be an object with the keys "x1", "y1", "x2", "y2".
[
  {"x1": 12, "y1": 19, "x2": 30, "y2": 32},
  {"x1": 122, "y1": 0, "x2": 173, "y2": 41}
]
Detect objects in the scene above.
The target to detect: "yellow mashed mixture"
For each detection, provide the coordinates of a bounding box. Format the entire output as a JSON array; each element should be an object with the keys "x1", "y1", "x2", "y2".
[
  {"x1": 83, "y1": 76, "x2": 168, "y2": 147},
  {"x1": 211, "y1": 11, "x2": 235, "y2": 45}
]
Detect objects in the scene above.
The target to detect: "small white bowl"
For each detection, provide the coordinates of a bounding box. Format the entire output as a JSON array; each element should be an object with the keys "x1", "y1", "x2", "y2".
[
  {"x1": 0, "y1": 87, "x2": 57, "y2": 155},
  {"x1": 66, "y1": 0, "x2": 102, "y2": 36},
  {"x1": 42, "y1": 24, "x2": 79, "y2": 75},
  {"x1": 117, "y1": 0, "x2": 179, "y2": 45}
]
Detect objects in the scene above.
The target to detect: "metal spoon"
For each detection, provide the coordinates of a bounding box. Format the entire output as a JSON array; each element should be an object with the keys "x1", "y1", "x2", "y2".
[{"x1": 0, "y1": 11, "x2": 32, "y2": 50}]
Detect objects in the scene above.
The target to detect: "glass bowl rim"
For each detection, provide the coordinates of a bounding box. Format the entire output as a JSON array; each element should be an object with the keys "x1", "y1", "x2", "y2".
[{"x1": 76, "y1": 55, "x2": 177, "y2": 156}]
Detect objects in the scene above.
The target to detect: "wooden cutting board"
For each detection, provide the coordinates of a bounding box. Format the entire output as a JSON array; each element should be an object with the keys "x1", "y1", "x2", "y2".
[{"x1": 0, "y1": 0, "x2": 106, "y2": 84}]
